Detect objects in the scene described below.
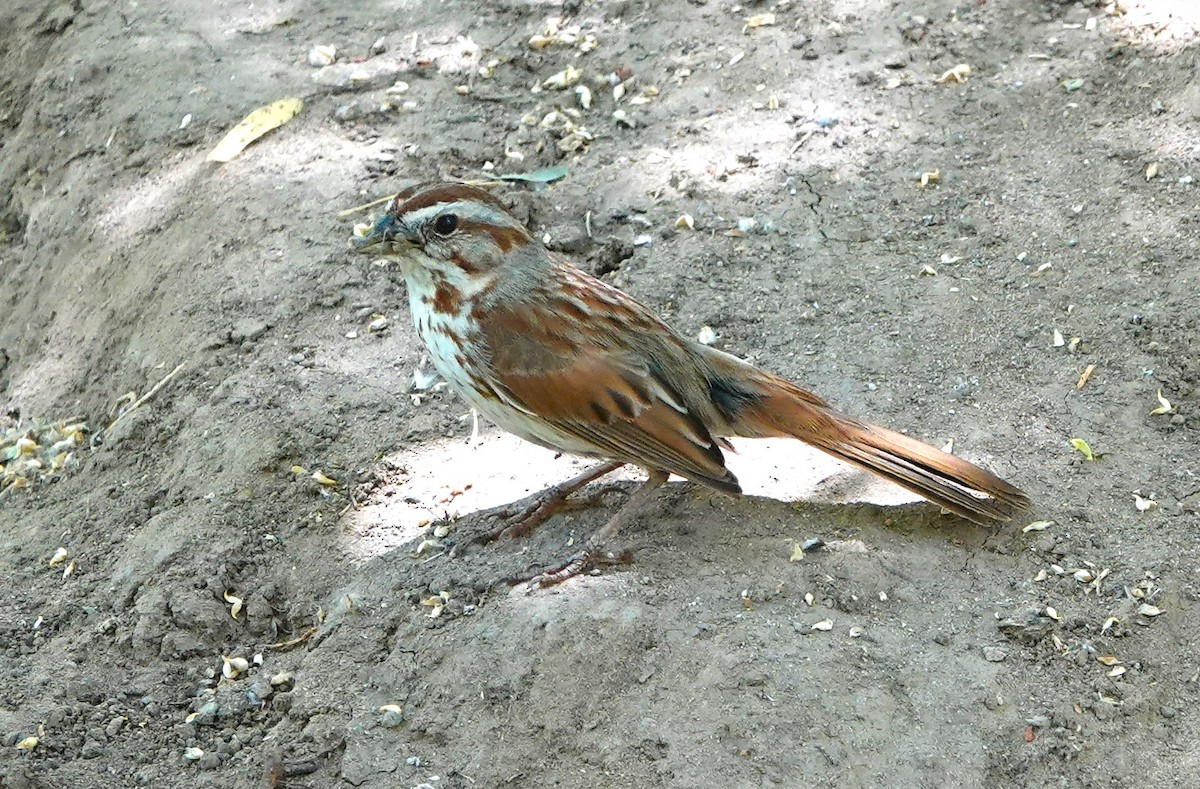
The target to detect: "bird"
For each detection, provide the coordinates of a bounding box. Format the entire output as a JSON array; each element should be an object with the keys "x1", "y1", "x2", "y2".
[{"x1": 353, "y1": 181, "x2": 1029, "y2": 584}]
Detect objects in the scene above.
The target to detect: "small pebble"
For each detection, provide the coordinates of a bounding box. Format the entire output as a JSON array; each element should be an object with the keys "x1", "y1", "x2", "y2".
[
  {"x1": 982, "y1": 645, "x2": 1009, "y2": 662},
  {"x1": 1161, "y1": 705, "x2": 1177, "y2": 719},
  {"x1": 80, "y1": 739, "x2": 105, "y2": 759}
]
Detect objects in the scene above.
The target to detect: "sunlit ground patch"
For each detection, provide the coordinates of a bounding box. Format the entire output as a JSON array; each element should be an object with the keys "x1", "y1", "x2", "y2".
[{"x1": 339, "y1": 430, "x2": 925, "y2": 562}]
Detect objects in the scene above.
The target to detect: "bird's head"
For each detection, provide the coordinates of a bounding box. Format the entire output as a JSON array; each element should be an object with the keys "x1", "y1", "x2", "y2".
[{"x1": 352, "y1": 182, "x2": 535, "y2": 278}]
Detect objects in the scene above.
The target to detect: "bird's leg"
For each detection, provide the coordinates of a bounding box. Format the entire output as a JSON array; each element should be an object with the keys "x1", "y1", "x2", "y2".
[
  {"x1": 529, "y1": 469, "x2": 669, "y2": 587},
  {"x1": 476, "y1": 460, "x2": 625, "y2": 544}
]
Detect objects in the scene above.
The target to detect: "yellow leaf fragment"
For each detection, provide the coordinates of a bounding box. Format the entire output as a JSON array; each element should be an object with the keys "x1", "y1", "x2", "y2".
[
  {"x1": 789, "y1": 542, "x2": 805, "y2": 562},
  {"x1": 675, "y1": 213, "x2": 695, "y2": 230},
  {"x1": 1150, "y1": 390, "x2": 1174, "y2": 415},
  {"x1": 63, "y1": 560, "x2": 76, "y2": 579},
  {"x1": 936, "y1": 64, "x2": 972, "y2": 84},
  {"x1": 223, "y1": 590, "x2": 244, "y2": 620},
  {"x1": 290, "y1": 465, "x2": 307, "y2": 475},
  {"x1": 48, "y1": 547, "x2": 69, "y2": 567},
  {"x1": 919, "y1": 170, "x2": 939, "y2": 188},
  {"x1": 1137, "y1": 603, "x2": 1162, "y2": 617},
  {"x1": 1022, "y1": 520, "x2": 1053, "y2": 533},
  {"x1": 1070, "y1": 438, "x2": 1094, "y2": 461},
  {"x1": 1052, "y1": 328, "x2": 1065, "y2": 347},
  {"x1": 16, "y1": 736, "x2": 38, "y2": 750},
  {"x1": 1097, "y1": 655, "x2": 1121, "y2": 666},
  {"x1": 207, "y1": 98, "x2": 303, "y2": 163},
  {"x1": 1101, "y1": 616, "x2": 1119, "y2": 634},
  {"x1": 1145, "y1": 162, "x2": 1160, "y2": 181}
]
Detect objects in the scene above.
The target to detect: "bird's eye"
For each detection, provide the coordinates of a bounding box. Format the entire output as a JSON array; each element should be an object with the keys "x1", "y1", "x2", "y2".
[{"x1": 433, "y1": 214, "x2": 459, "y2": 236}]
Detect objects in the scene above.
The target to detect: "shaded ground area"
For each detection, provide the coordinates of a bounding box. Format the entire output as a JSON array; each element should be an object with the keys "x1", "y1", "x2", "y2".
[{"x1": 1, "y1": 0, "x2": 1198, "y2": 786}]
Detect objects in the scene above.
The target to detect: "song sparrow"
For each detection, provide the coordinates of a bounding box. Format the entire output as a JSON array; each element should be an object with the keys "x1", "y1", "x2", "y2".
[{"x1": 354, "y1": 182, "x2": 1029, "y2": 584}]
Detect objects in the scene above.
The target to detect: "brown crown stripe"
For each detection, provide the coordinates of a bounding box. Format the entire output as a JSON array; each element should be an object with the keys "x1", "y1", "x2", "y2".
[{"x1": 395, "y1": 184, "x2": 511, "y2": 217}]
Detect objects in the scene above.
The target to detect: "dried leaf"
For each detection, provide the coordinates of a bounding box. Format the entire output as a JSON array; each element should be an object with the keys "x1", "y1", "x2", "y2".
[
  {"x1": 1052, "y1": 328, "x2": 1065, "y2": 347},
  {"x1": 675, "y1": 213, "x2": 695, "y2": 230},
  {"x1": 1133, "y1": 493, "x2": 1157, "y2": 512},
  {"x1": 1097, "y1": 655, "x2": 1121, "y2": 666},
  {"x1": 811, "y1": 619, "x2": 834, "y2": 631},
  {"x1": 1022, "y1": 520, "x2": 1054, "y2": 533},
  {"x1": 1076, "y1": 363, "x2": 1096, "y2": 389},
  {"x1": 789, "y1": 542, "x2": 805, "y2": 562},
  {"x1": 223, "y1": 590, "x2": 244, "y2": 620},
  {"x1": 542, "y1": 65, "x2": 583, "y2": 90},
  {"x1": 936, "y1": 64, "x2": 972, "y2": 84},
  {"x1": 1145, "y1": 161, "x2": 1160, "y2": 181},
  {"x1": 496, "y1": 165, "x2": 569, "y2": 184},
  {"x1": 48, "y1": 547, "x2": 69, "y2": 567},
  {"x1": 207, "y1": 98, "x2": 303, "y2": 163},
  {"x1": 311, "y1": 470, "x2": 338, "y2": 486},
  {"x1": 745, "y1": 13, "x2": 776, "y2": 28},
  {"x1": 1150, "y1": 389, "x2": 1174, "y2": 415},
  {"x1": 1137, "y1": 603, "x2": 1162, "y2": 617},
  {"x1": 15, "y1": 736, "x2": 38, "y2": 750}
]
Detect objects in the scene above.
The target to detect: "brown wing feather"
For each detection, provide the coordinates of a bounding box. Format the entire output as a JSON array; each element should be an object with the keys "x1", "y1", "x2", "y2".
[{"x1": 479, "y1": 301, "x2": 740, "y2": 494}]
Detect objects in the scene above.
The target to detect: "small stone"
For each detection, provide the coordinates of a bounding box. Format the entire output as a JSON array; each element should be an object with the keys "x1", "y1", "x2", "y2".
[
  {"x1": 287, "y1": 353, "x2": 305, "y2": 363},
  {"x1": 198, "y1": 752, "x2": 223, "y2": 770},
  {"x1": 230, "y1": 319, "x2": 269, "y2": 344},
  {"x1": 104, "y1": 716, "x2": 126, "y2": 738},
  {"x1": 791, "y1": 35, "x2": 810, "y2": 49},
  {"x1": 308, "y1": 44, "x2": 337, "y2": 67},
  {"x1": 80, "y1": 739, "x2": 105, "y2": 759},
  {"x1": 333, "y1": 102, "x2": 362, "y2": 122},
  {"x1": 1161, "y1": 706, "x2": 1177, "y2": 719},
  {"x1": 982, "y1": 645, "x2": 1009, "y2": 662}
]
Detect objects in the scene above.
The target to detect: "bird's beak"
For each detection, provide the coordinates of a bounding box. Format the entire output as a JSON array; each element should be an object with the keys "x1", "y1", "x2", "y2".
[{"x1": 351, "y1": 213, "x2": 412, "y2": 254}]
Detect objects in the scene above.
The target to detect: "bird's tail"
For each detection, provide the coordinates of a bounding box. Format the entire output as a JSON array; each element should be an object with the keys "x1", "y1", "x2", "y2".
[{"x1": 702, "y1": 351, "x2": 1029, "y2": 524}]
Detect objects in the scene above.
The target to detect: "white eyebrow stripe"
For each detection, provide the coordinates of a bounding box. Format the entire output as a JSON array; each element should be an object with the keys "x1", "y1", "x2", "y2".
[{"x1": 402, "y1": 201, "x2": 521, "y2": 230}]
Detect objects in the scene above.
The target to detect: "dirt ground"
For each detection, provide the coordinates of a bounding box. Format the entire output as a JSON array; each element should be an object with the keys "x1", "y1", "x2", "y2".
[{"x1": 2, "y1": 0, "x2": 1198, "y2": 786}]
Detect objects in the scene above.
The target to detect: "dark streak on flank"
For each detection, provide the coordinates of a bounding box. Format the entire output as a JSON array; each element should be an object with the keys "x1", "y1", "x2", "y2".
[{"x1": 606, "y1": 388, "x2": 638, "y2": 420}]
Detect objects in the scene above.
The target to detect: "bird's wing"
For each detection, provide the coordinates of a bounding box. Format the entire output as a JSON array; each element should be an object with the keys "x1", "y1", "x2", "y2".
[{"x1": 477, "y1": 291, "x2": 740, "y2": 495}]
